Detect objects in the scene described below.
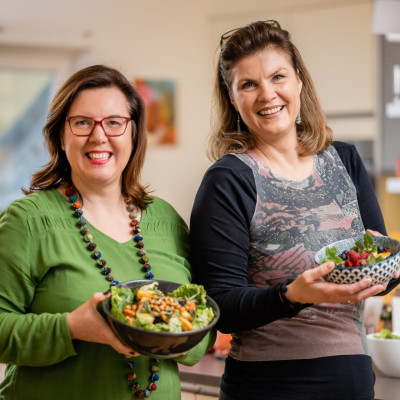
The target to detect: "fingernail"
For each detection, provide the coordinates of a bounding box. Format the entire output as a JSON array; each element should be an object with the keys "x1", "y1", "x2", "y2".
[{"x1": 103, "y1": 289, "x2": 111, "y2": 295}]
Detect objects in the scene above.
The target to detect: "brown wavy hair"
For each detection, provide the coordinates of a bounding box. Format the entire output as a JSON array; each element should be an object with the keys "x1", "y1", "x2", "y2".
[
  {"x1": 24, "y1": 64, "x2": 152, "y2": 209},
  {"x1": 208, "y1": 21, "x2": 332, "y2": 162}
]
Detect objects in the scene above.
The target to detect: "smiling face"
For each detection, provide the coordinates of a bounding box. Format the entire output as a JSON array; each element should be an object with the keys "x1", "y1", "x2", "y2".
[
  {"x1": 62, "y1": 87, "x2": 133, "y2": 189},
  {"x1": 229, "y1": 46, "x2": 302, "y2": 144}
]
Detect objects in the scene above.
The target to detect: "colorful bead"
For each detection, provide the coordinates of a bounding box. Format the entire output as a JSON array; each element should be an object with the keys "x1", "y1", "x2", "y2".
[
  {"x1": 145, "y1": 272, "x2": 154, "y2": 279},
  {"x1": 133, "y1": 227, "x2": 141, "y2": 234},
  {"x1": 129, "y1": 382, "x2": 140, "y2": 390},
  {"x1": 149, "y1": 383, "x2": 157, "y2": 391},
  {"x1": 88, "y1": 243, "x2": 97, "y2": 251},
  {"x1": 127, "y1": 361, "x2": 136, "y2": 369},
  {"x1": 81, "y1": 227, "x2": 90, "y2": 235},
  {"x1": 143, "y1": 264, "x2": 151, "y2": 271},
  {"x1": 141, "y1": 256, "x2": 149, "y2": 263},
  {"x1": 92, "y1": 251, "x2": 102, "y2": 259},
  {"x1": 102, "y1": 267, "x2": 111, "y2": 275},
  {"x1": 136, "y1": 242, "x2": 144, "y2": 248},
  {"x1": 150, "y1": 366, "x2": 159, "y2": 372},
  {"x1": 111, "y1": 280, "x2": 119, "y2": 285},
  {"x1": 97, "y1": 259, "x2": 106, "y2": 267},
  {"x1": 151, "y1": 374, "x2": 159, "y2": 382},
  {"x1": 129, "y1": 212, "x2": 138, "y2": 219},
  {"x1": 72, "y1": 202, "x2": 81, "y2": 209},
  {"x1": 83, "y1": 234, "x2": 93, "y2": 242},
  {"x1": 78, "y1": 218, "x2": 87, "y2": 226},
  {"x1": 143, "y1": 390, "x2": 151, "y2": 397},
  {"x1": 65, "y1": 188, "x2": 75, "y2": 197},
  {"x1": 106, "y1": 274, "x2": 115, "y2": 282},
  {"x1": 69, "y1": 194, "x2": 77, "y2": 203},
  {"x1": 136, "y1": 390, "x2": 145, "y2": 398},
  {"x1": 74, "y1": 210, "x2": 83, "y2": 217},
  {"x1": 138, "y1": 249, "x2": 147, "y2": 256},
  {"x1": 127, "y1": 372, "x2": 137, "y2": 380},
  {"x1": 134, "y1": 234, "x2": 143, "y2": 242}
]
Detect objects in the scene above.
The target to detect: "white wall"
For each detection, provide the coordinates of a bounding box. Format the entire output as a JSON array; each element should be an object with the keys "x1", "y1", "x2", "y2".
[{"x1": 0, "y1": 0, "x2": 376, "y2": 223}]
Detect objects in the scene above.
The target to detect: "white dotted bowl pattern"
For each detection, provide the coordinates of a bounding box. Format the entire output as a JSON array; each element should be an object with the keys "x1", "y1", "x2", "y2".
[{"x1": 314, "y1": 235, "x2": 400, "y2": 285}]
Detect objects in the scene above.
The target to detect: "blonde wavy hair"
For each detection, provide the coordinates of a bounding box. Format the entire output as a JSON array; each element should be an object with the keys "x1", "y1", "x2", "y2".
[{"x1": 208, "y1": 21, "x2": 332, "y2": 162}]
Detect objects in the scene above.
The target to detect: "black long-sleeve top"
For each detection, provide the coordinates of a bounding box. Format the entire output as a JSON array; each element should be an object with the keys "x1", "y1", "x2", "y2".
[{"x1": 190, "y1": 142, "x2": 399, "y2": 334}]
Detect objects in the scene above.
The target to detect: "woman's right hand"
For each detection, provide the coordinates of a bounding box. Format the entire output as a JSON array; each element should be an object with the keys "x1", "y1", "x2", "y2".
[
  {"x1": 285, "y1": 261, "x2": 385, "y2": 305},
  {"x1": 67, "y1": 292, "x2": 139, "y2": 357}
]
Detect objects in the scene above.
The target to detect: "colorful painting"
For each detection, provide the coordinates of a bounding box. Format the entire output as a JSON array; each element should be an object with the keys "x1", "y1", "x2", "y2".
[{"x1": 134, "y1": 79, "x2": 176, "y2": 145}]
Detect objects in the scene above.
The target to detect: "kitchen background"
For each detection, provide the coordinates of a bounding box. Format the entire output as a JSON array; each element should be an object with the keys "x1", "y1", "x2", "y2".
[
  {"x1": 1, "y1": 0, "x2": 400, "y2": 398},
  {"x1": 1, "y1": 0, "x2": 399, "y2": 227}
]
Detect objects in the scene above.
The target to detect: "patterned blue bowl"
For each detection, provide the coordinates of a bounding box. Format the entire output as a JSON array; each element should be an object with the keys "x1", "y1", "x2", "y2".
[{"x1": 314, "y1": 236, "x2": 400, "y2": 285}]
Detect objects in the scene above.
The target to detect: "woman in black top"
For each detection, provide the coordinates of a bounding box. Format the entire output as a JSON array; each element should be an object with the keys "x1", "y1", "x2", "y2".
[{"x1": 190, "y1": 21, "x2": 400, "y2": 400}]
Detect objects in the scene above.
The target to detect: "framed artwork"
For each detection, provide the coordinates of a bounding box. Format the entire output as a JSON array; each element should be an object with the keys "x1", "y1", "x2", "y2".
[{"x1": 135, "y1": 79, "x2": 177, "y2": 145}]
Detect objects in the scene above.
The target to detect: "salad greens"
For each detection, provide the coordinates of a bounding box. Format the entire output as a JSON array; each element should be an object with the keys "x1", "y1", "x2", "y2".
[
  {"x1": 110, "y1": 282, "x2": 215, "y2": 333},
  {"x1": 374, "y1": 329, "x2": 400, "y2": 339}
]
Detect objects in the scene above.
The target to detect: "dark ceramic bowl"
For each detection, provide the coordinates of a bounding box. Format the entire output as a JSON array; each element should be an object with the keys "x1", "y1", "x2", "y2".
[
  {"x1": 101, "y1": 280, "x2": 219, "y2": 358},
  {"x1": 315, "y1": 235, "x2": 400, "y2": 285}
]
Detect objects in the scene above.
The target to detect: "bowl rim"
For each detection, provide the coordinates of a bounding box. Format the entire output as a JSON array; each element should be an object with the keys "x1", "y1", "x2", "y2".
[{"x1": 101, "y1": 279, "x2": 220, "y2": 337}]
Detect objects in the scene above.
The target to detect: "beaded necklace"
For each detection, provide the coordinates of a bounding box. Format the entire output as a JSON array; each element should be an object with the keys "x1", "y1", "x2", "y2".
[{"x1": 65, "y1": 186, "x2": 159, "y2": 398}]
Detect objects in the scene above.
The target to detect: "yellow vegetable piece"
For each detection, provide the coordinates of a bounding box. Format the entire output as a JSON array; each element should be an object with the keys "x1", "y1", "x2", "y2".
[
  {"x1": 177, "y1": 316, "x2": 193, "y2": 331},
  {"x1": 381, "y1": 251, "x2": 391, "y2": 259}
]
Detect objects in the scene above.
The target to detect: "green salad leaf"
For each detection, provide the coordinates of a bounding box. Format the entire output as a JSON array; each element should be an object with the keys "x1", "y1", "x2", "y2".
[
  {"x1": 168, "y1": 283, "x2": 208, "y2": 308},
  {"x1": 110, "y1": 286, "x2": 134, "y2": 323},
  {"x1": 153, "y1": 316, "x2": 182, "y2": 332},
  {"x1": 193, "y1": 307, "x2": 215, "y2": 330},
  {"x1": 374, "y1": 329, "x2": 400, "y2": 339}
]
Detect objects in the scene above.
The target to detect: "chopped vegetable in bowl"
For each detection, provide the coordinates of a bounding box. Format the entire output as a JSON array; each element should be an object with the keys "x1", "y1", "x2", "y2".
[{"x1": 110, "y1": 282, "x2": 215, "y2": 333}]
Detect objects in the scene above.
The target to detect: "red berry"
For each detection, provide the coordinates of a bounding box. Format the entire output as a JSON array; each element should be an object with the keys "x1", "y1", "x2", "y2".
[
  {"x1": 348, "y1": 250, "x2": 360, "y2": 263},
  {"x1": 344, "y1": 259, "x2": 353, "y2": 268},
  {"x1": 360, "y1": 252, "x2": 369, "y2": 260}
]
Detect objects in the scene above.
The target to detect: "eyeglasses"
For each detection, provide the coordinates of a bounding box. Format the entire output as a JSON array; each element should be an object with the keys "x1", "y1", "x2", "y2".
[
  {"x1": 66, "y1": 116, "x2": 132, "y2": 137},
  {"x1": 219, "y1": 20, "x2": 282, "y2": 47}
]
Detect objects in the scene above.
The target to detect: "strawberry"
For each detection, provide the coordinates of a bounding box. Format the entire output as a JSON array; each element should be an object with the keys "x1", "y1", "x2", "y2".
[
  {"x1": 360, "y1": 252, "x2": 369, "y2": 260},
  {"x1": 348, "y1": 250, "x2": 360, "y2": 263},
  {"x1": 344, "y1": 259, "x2": 353, "y2": 268}
]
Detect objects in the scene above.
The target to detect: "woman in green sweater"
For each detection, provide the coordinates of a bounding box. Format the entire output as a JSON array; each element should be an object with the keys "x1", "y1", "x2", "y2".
[{"x1": 0, "y1": 65, "x2": 214, "y2": 400}]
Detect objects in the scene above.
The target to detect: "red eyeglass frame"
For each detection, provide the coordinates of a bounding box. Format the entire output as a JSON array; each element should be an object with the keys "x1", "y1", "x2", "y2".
[{"x1": 66, "y1": 116, "x2": 132, "y2": 137}]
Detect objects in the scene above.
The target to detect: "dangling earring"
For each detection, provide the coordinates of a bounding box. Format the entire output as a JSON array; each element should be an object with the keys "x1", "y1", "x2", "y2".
[
  {"x1": 237, "y1": 113, "x2": 241, "y2": 132},
  {"x1": 296, "y1": 111, "x2": 301, "y2": 125}
]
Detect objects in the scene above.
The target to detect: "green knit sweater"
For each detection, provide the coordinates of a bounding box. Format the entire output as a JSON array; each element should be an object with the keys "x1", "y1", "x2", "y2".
[{"x1": 0, "y1": 190, "x2": 214, "y2": 400}]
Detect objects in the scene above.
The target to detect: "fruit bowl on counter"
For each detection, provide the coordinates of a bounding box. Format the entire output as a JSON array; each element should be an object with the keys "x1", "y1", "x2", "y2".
[{"x1": 314, "y1": 233, "x2": 400, "y2": 285}]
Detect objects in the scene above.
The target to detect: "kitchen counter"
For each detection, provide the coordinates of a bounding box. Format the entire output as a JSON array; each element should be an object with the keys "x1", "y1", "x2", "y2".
[{"x1": 179, "y1": 354, "x2": 400, "y2": 400}]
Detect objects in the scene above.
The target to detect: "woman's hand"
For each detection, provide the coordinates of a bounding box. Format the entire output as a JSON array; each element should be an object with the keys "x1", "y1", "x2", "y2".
[
  {"x1": 67, "y1": 292, "x2": 139, "y2": 357},
  {"x1": 285, "y1": 261, "x2": 384, "y2": 305}
]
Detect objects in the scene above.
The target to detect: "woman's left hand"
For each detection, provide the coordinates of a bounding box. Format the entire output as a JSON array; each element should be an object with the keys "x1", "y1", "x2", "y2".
[{"x1": 67, "y1": 292, "x2": 140, "y2": 357}]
